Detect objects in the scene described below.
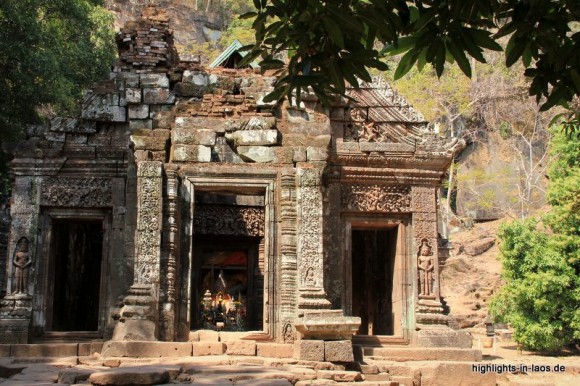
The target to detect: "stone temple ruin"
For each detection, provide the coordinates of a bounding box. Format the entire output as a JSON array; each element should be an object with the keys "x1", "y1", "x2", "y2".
[{"x1": 0, "y1": 7, "x2": 466, "y2": 359}]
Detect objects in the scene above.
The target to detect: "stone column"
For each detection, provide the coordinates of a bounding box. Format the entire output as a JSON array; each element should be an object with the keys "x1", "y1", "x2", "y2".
[
  {"x1": 160, "y1": 164, "x2": 179, "y2": 341},
  {"x1": 279, "y1": 170, "x2": 299, "y2": 342},
  {"x1": 296, "y1": 167, "x2": 331, "y2": 310},
  {"x1": 113, "y1": 161, "x2": 163, "y2": 341}
]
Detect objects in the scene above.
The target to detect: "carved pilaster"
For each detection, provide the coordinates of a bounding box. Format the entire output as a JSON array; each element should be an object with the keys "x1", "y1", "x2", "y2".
[
  {"x1": 297, "y1": 168, "x2": 331, "y2": 310},
  {"x1": 113, "y1": 161, "x2": 162, "y2": 341},
  {"x1": 279, "y1": 171, "x2": 298, "y2": 319},
  {"x1": 412, "y1": 186, "x2": 446, "y2": 327}
]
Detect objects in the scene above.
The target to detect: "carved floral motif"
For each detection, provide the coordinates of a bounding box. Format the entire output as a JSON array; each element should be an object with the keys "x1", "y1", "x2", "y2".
[
  {"x1": 41, "y1": 177, "x2": 112, "y2": 207},
  {"x1": 341, "y1": 184, "x2": 411, "y2": 212},
  {"x1": 135, "y1": 161, "x2": 162, "y2": 285},
  {"x1": 194, "y1": 206, "x2": 264, "y2": 236}
]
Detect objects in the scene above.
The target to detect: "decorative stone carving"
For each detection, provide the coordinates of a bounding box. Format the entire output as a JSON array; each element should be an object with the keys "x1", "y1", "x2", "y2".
[
  {"x1": 412, "y1": 186, "x2": 436, "y2": 213},
  {"x1": 41, "y1": 177, "x2": 112, "y2": 207},
  {"x1": 297, "y1": 168, "x2": 331, "y2": 309},
  {"x1": 135, "y1": 161, "x2": 163, "y2": 285},
  {"x1": 345, "y1": 108, "x2": 390, "y2": 142},
  {"x1": 12, "y1": 237, "x2": 32, "y2": 295},
  {"x1": 194, "y1": 206, "x2": 264, "y2": 236},
  {"x1": 279, "y1": 171, "x2": 298, "y2": 318},
  {"x1": 341, "y1": 184, "x2": 411, "y2": 212},
  {"x1": 417, "y1": 239, "x2": 435, "y2": 299},
  {"x1": 282, "y1": 321, "x2": 295, "y2": 344}
]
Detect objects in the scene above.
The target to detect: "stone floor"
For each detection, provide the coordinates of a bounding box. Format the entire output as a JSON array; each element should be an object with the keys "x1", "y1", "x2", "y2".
[{"x1": 0, "y1": 351, "x2": 497, "y2": 386}]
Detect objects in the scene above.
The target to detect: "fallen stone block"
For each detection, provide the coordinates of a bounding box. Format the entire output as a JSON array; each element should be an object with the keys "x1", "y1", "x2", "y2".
[
  {"x1": 316, "y1": 370, "x2": 363, "y2": 382},
  {"x1": 88, "y1": 367, "x2": 170, "y2": 386},
  {"x1": 464, "y1": 237, "x2": 496, "y2": 256}
]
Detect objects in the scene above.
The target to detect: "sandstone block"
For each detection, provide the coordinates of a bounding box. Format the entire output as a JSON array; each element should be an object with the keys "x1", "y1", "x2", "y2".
[
  {"x1": 131, "y1": 135, "x2": 167, "y2": 151},
  {"x1": 192, "y1": 342, "x2": 225, "y2": 356},
  {"x1": 316, "y1": 370, "x2": 363, "y2": 382},
  {"x1": 174, "y1": 82, "x2": 207, "y2": 97},
  {"x1": 129, "y1": 119, "x2": 153, "y2": 130},
  {"x1": 420, "y1": 363, "x2": 496, "y2": 386},
  {"x1": 140, "y1": 73, "x2": 169, "y2": 88},
  {"x1": 257, "y1": 343, "x2": 293, "y2": 358},
  {"x1": 45, "y1": 132, "x2": 66, "y2": 142},
  {"x1": 78, "y1": 343, "x2": 91, "y2": 356},
  {"x1": 324, "y1": 340, "x2": 354, "y2": 362},
  {"x1": 183, "y1": 70, "x2": 209, "y2": 86},
  {"x1": 10, "y1": 343, "x2": 78, "y2": 357},
  {"x1": 225, "y1": 129, "x2": 279, "y2": 146},
  {"x1": 336, "y1": 141, "x2": 360, "y2": 152},
  {"x1": 172, "y1": 144, "x2": 211, "y2": 162},
  {"x1": 293, "y1": 146, "x2": 307, "y2": 162},
  {"x1": 117, "y1": 72, "x2": 140, "y2": 87},
  {"x1": 143, "y1": 88, "x2": 175, "y2": 104},
  {"x1": 274, "y1": 147, "x2": 294, "y2": 164},
  {"x1": 172, "y1": 128, "x2": 216, "y2": 146},
  {"x1": 82, "y1": 94, "x2": 126, "y2": 122},
  {"x1": 0, "y1": 344, "x2": 10, "y2": 357},
  {"x1": 58, "y1": 368, "x2": 94, "y2": 384},
  {"x1": 225, "y1": 340, "x2": 256, "y2": 356},
  {"x1": 101, "y1": 341, "x2": 192, "y2": 358},
  {"x1": 359, "y1": 142, "x2": 414, "y2": 152},
  {"x1": 125, "y1": 88, "x2": 142, "y2": 104},
  {"x1": 188, "y1": 331, "x2": 200, "y2": 342},
  {"x1": 293, "y1": 340, "x2": 324, "y2": 361},
  {"x1": 128, "y1": 105, "x2": 150, "y2": 119},
  {"x1": 307, "y1": 146, "x2": 328, "y2": 161},
  {"x1": 295, "y1": 381, "x2": 337, "y2": 386},
  {"x1": 237, "y1": 146, "x2": 275, "y2": 163},
  {"x1": 198, "y1": 330, "x2": 220, "y2": 342},
  {"x1": 88, "y1": 367, "x2": 170, "y2": 386},
  {"x1": 464, "y1": 237, "x2": 496, "y2": 256},
  {"x1": 151, "y1": 110, "x2": 173, "y2": 128}
]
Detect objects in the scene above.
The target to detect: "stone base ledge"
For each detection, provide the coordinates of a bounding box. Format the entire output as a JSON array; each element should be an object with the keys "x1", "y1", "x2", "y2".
[
  {"x1": 363, "y1": 347, "x2": 483, "y2": 362},
  {"x1": 101, "y1": 341, "x2": 193, "y2": 357}
]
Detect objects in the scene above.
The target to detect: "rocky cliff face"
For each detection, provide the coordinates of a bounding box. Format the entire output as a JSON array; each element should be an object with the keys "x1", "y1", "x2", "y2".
[{"x1": 105, "y1": 0, "x2": 225, "y2": 54}]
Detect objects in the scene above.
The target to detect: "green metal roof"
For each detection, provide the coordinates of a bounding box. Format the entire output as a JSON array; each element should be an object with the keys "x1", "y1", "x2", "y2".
[{"x1": 208, "y1": 40, "x2": 260, "y2": 69}]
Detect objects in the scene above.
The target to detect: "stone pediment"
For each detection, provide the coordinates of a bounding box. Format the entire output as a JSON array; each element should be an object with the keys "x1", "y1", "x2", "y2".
[{"x1": 343, "y1": 77, "x2": 463, "y2": 157}]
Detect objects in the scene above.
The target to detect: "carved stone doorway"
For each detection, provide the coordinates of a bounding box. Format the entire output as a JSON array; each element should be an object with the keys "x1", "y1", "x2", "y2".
[
  {"x1": 36, "y1": 210, "x2": 110, "y2": 339},
  {"x1": 191, "y1": 235, "x2": 262, "y2": 332},
  {"x1": 345, "y1": 218, "x2": 409, "y2": 343},
  {"x1": 48, "y1": 219, "x2": 103, "y2": 331}
]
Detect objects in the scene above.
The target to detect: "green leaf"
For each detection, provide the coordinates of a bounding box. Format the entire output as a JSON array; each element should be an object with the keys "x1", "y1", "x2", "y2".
[
  {"x1": 240, "y1": 11, "x2": 258, "y2": 20},
  {"x1": 446, "y1": 39, "x2": 472, "y2": 77},
  {"x1": 383, "y1": 36, "x2": 417, "y2": 55},
  {"x1": 505, "y1": 34, "x2": 527, "y2": 67},
  {"x1": 322, "y1": 17, "x2": 345, "y2": 48},
  {"x1": 394, "y1": 49, "x2": 419, "y2": 80}
]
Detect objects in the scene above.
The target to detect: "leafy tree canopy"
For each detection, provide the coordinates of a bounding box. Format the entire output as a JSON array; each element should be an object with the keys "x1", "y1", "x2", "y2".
[
  {"x1": 0, "y1": 0, "x2": 116, "y2": 143},
  {"x1": 242, "y1": 0, "x2": 580, "y2": 125},
  {"x1": 490, "y1": 128, "x2": 580, "y2": 351}
]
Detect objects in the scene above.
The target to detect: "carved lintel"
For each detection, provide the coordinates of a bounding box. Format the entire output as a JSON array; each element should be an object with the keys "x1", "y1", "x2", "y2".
[
  {"x1": 41, "y1": 177, "x2": 112, "y2": 207},
  {"x1": 193, "y1": 205, "x2": 264, "y2": 236},
  {"x1": 341, "y1": 184, "x2": 411, "y2": 212}
]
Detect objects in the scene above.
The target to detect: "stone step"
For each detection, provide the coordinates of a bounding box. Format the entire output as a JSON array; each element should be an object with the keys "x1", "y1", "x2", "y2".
[{"x1": 362, "y1": 346, "x2": 482, "y2": 362}]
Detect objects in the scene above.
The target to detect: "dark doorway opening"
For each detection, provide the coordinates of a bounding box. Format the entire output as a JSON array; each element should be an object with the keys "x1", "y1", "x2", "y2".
[
  {"x1": 49, "y1": 219, "x2": 103, "y2": 331},
  {"x1": 192, "y1": 235, "x2": 262, "y2": 332},
  {"x1": 351, "y1": 228, "x2": 398, "y2": 335}
]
